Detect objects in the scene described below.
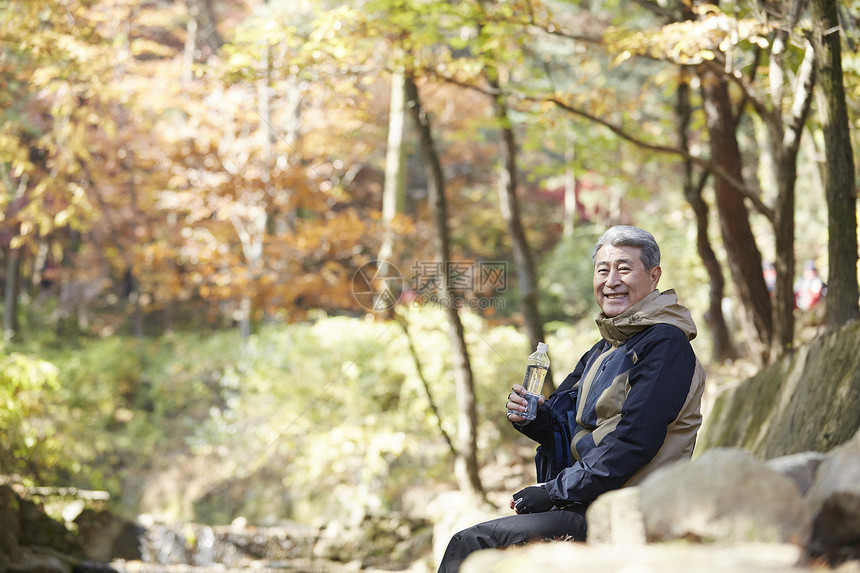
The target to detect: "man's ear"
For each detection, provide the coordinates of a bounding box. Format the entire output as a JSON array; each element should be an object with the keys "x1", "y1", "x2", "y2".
[{"x1": 650, "y1": 266, "x2": 662, "y2": 288}]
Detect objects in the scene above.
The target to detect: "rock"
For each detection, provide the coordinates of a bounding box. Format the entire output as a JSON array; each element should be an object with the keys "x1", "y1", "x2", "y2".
[
  {"x1": 699, "y1": 320, "x2": 860, "y2": 458},
  {"x1": 428, "y1": 490, "x2": 508, "y2": 567},
  {"x1": 5, "y1": 547, "x2": 74, "y2": 573},
  {"x1": 585, "y1": 486, "x2": 646, "y2": 545},
  {"x1": 805, "y1": 434, "x2": 860, "y2": 564},
  {"x1": 639, "y1": 448, "x2": 811, "y2": 545},
  {"x1": 1, "y1": 483, "x2": 21, "y2": 559},
  {"x1": 18, "y1": 496, "x2": 79, "y2": 556},
  {"x1": 586, "y1": 448, "x2": 815, "y2": 548},
  {"x1": 766, "y1": 452, "x2": 827, "y2": 496},
  {"x1": 108, "y1": 521, "x2": 146, "y2": 561},
  {"x1": 460, "y1": 540, "x2": 808, "y2": 573},
  {"x1": 74, "y1": 508, "x2": 143, "y2": 562}
]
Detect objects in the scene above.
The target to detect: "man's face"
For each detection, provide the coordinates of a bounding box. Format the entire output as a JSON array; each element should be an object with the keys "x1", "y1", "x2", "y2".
[{"x1": 593, "y1": 245, "x2": 661, "y2": 317}]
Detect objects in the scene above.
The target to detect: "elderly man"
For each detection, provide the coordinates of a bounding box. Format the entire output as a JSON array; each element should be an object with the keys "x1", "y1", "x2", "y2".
[{"x1": 437, "y1": 225, "x2": 706, "y2": 573}]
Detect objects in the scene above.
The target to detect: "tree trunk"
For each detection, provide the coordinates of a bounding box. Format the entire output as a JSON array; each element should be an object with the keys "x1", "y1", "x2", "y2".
[
  {"x1": 185, "y1": 0, "x2": 222, "y2": 61},
  {"x1": 487, "y1": 73, "x2": 553, "y2": 392},
  {"x1": 405, "y1": 75, "x2": 484, "y2": 499},
  {"x1": 698, "y1": 67, "x2": 773, "y2": 365},
  {"x1": 766, "y1": 25, "x2": 796, "y2": 359},
  {"x1": 238, "y1": 36, "x2": 274, "y2": 338},
  {"x1": 4, "y1": 245, "x2": 20, "y2": 340},
  {"x1": 811, "y1": 0, "x2": 860, "y2": 327},
  {"x1": 676, "y1": 73, "x2": 737, "y2": 362},
  {"x1": 394, "y1": 314, "x2": 456, "y2": 456},
  {"x1": 378, "y1": 69, "x2": 408, "y2": 272},
  {"x1": 181, "y1": 8, "x2": 197, "y2": 83},
  {"x1": 563, "y1": 141, "x2": 578, "y2": 239},
  {"x1": 765, "y1": 42, "x2": 815, "y2": 360},
  {"x1": 770, "y1": 145, "x2": 797, "y2": 357}
]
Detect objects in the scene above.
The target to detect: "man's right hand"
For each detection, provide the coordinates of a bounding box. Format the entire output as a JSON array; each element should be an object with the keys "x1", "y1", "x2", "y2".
[{"x1": 506, "y1": 384, "x2": 543, "y2": 423}]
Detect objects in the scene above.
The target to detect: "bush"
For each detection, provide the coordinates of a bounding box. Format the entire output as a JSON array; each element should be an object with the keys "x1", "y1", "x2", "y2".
[
  {"x1": 4, "y1": 307, "x2": 595, "y2": 525},
  {"x1": 0, "y1": 351, "x2": 64, "y2": 482}
]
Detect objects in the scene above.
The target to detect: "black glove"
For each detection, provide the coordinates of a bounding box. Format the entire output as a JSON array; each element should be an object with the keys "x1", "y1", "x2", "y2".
[{"x1": 512, "y1": 485, "x2": 554, "y2": 514}]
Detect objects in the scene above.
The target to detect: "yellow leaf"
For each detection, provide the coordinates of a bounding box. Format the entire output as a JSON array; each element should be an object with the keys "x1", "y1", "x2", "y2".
[
  {"x1": 55, "y1": 209, "x2": 70, "y2": 226},
  {"x1": 613, "y1": 50, "x2": 632, "y2": 66}
]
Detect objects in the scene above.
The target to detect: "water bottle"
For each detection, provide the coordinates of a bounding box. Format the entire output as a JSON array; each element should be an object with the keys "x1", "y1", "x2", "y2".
[{"x1": 519, "y1": 342, "x2": 549, "y2": 421}]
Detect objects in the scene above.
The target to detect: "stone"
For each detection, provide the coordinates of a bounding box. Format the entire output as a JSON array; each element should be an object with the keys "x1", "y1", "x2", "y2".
[
  {"x1": 427, "y1": 490, "x2": 508, "y2": 567},
  {"x1": 17, "y1": 497, "x2": 78, "y2": 555},
  {"x1": 805, "y1": 435, "x2": 860, "y2": 564},
  {"x1": 460, "y1": 540, "x2": 808, "y2": 573},
  {"x1": 0, "y1": 483, "x2": 21, "y2": 559},
  {"x1": 73, "y1": 508, "x2": 143, "y2": 562},
  {"x1": 585, "y1": 485, "x2": 646, "y2": 545},
  {"x1": 766, "y1": 451, "x2": 827, "y2": 496},
  {"x1": 698, "y1": 320, "x2": 860, "y2": 458},
  {"x1": 5, "y1": 548, "x2": 73, "y2": 573},
  {"x1": 639, "y1": 448, "x2": 811, "y2": 545}
]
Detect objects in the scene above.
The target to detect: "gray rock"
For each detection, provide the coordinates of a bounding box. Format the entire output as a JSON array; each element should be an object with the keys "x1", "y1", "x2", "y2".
[
  {"x1": 766, "y1": 451, "x2": 827, "y2": 496},
  {"x1": 461, "y1": 540, "x2": 809, "y2": 573},
  {"x1": 805, "y1": 435, "x2": 860, "y2": 564},
  {"x1": 428, "y1": 490, "x2": 508, "y2": 566},
  {"x1": 639, "y1": 448, "x2": 811, "y2": 545},
  {"x1": 1, "y1": 483, "x2": 21, "y2": 558},
  {"x1": 698, "y1": 320, "x2": 860, "y2": 458},
  {"x1": 585, "y1": 485, "x2": 646, "y2": 545},
  {"x1": 5, "y1": 548, "x2": 73, "y2": 573}
]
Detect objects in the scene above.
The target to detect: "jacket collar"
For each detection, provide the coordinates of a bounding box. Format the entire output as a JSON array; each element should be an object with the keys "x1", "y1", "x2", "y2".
[{"x1": 595, "y1": 289, "x2": 697, "y2": 347}]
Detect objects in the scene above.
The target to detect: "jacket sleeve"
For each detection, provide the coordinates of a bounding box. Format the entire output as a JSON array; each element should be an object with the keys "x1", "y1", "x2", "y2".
[{"x1": 544, "y1": 326, "x2": 696, "y2": 506}]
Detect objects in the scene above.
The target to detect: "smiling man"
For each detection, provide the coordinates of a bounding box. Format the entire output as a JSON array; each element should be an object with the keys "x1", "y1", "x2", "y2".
[
  {"x1": 437, "y1": 225, "x2": 706, "y2": 573},
  {"x1": 593, "y1": 242, "x2": 661, "y2": 317}
]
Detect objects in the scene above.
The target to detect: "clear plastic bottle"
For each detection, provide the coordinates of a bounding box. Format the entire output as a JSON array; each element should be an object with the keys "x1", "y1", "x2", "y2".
[{"x1": 519, "y1": 342, "x2": 549, "y2": 421}]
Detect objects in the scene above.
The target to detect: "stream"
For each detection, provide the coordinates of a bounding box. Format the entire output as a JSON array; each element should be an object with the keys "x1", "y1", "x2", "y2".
[{"x1": 5, "y1": 481, "x2": 432, "y2": 572}]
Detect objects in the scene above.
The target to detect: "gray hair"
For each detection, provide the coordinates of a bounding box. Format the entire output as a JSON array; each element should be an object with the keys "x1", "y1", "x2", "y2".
[{"x1": 592, "y1": 225, "x2": 661, "y2": 270}]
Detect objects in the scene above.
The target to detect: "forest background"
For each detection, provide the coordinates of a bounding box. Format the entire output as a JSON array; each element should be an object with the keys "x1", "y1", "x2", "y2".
[{"x1": 1, "y1": 0, "x2": 859, "y2": 537}]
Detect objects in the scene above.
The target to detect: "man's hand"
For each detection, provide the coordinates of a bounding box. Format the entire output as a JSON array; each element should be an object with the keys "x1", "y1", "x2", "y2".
[
  {"x1": 511, "y1": 485, "x2": 554, "y2": 514},
  {"x1": 506, "y1": 384, "x2": 545, "y2": 423}
]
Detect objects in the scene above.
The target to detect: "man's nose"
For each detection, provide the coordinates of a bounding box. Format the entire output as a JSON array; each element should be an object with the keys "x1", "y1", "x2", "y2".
[{"x1": 606, "y1": 268, "x2": 622, "y2": 286}]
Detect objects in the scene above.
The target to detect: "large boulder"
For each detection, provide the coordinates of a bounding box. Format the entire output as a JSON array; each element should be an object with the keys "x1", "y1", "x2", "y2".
[
  {"x1": 461, "y1": 540, "x2": 808, "y2": 573},
  {"x1": 805, "y1": 433, "x2": 860, "y2": 564},
  {"x1": 428, "y1": 490, "x2": 509, "y2": 567},
  {"x1": 587, "y1": 448, "x2": 811, "y2": 546},
  {"x1": 585, "y1": 485, "x2": 646, "y2": 545},
  {"x1": 18, "y1": 496, "x2": 79, "y2": 555},
  {"x1": 1, "y1": 483, "x2": 21, "y2": 567},
  {"x1": 638, "y1": 448, "x2": 811, "y2": 544},
  {"x1": 4, "y1": 548, "x2": 73, "y2": 573},
  {"x1": 766, "y1": 452, "x2": 827, "y2": 496},
  {"x1": 699, "y1": 320, "x2": 860, "y2": 458}
]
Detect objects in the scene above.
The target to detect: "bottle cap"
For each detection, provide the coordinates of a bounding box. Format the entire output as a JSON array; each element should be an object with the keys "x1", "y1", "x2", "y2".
[{"x1": 537, "y1": 342, "x2": 548, "y2": 353}]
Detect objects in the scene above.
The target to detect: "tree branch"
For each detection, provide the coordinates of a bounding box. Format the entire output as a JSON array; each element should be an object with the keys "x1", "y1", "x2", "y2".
[
  {"x1": 786, "y1": 39, "x2": 817, "y2": 143},
  {"x1": 394, "y1": 310, "x2": 457, "y2": 458},
  {"x1": 428, "y1": 64, "x2": 774, "y2": 221},
  {"x1": 540, "y1": 94, "x2": 775, "y2": 221}
]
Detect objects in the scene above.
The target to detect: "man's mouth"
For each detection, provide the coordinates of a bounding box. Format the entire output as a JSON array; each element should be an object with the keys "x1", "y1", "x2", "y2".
[{"x1": 605, "y1": 294, "x2": 627, "y2": 299}]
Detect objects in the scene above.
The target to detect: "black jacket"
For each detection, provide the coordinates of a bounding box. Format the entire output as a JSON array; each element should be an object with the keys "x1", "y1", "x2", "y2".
[{"x1": 515, "y1": 289, "x2": 706, "y2": 507}]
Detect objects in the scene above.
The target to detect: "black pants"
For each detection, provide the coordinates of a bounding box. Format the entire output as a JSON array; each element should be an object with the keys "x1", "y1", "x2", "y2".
[{"x1": 437, "y1": 507, "x2": 587, "y2": 573}]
